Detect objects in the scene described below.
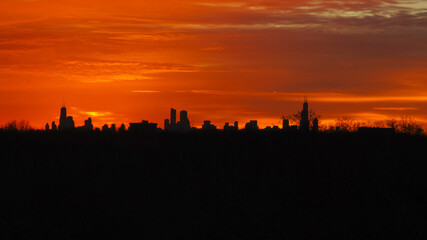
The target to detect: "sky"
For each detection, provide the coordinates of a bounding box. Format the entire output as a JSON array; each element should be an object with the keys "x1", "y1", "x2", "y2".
[{"x1": 0, "y1": 0, "x2": 426, "y2": 129}]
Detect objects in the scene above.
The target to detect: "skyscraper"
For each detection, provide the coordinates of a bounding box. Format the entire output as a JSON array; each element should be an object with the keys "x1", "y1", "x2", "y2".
[
  {"x1": 171, "y1": 108, "x2": 176, "y2": 125},
  {"x1": 283, "y1": 118, "x2": 290, "y2": 130},
  {"x1": 245, "y1": 120, "x2": 259, "y2": 131},
  {"x1": 164, "y1": 119, "x2": 170, "y2": 130},
  {"x1": 300, "y1": 98, "x2": 310, "y2": 132},
  {"x1": 58, "y1": 105, "x2": 75, "y2": 131},
  {"x1": 59, "y1": 106, "x2": 67, "y2": 131},
  {"x1": 84, "y1": 117, "x2": 93, "y2": 131},
  {"x1": 178, "y1": 110, "x2": 190, "y2": 131},
  {"x1": 312, "y1": 118, "x2": 319, "y2": 132},
  {"x1": 51, "y1": 121, "x2": 57, "y2": 131},
  {"x1": 180, "y1": 110, "x2": 188, "y2": 124}
]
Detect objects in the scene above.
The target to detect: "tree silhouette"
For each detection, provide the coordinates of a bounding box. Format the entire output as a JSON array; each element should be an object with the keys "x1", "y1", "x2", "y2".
[
  {"x1": 4, "y1": 120, "x2": 32, "y2": 131},
  {"x1": 335, "y1": 117, "x2": 361, "y2": 132},
  {"x1": 392, "y1": 116, "x2": 423, "y2": 135}
]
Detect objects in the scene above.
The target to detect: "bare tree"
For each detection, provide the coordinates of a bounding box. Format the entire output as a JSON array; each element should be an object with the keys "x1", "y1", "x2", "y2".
[
  {"x1": 395, "y1": 116, "x2": 424, "y2": 135},
  {"x1": 335, "y1": 117, "x2": 361, "y2": 132},
  {"x1": 4, "y1": 120, "x2": 18, "y2": 131},
  {"x1": 18, "y1": 120, "x2": 32, "y2": 131},
  {"x1": 4, "y1": 120, "x2": 32, "y2": 131}
]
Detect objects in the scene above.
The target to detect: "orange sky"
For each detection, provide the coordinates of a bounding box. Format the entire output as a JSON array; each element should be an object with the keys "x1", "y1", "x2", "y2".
[{"x1": 0, "y1": 0, "x2": 426, "y2": 129}]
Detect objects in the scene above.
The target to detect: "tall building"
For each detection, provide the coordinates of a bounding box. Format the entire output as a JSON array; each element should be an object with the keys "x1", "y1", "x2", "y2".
[
  {"x1": 171, "y1": 108, "x2": 177, "y2": 125},
  {"x1": 66, "y1": 116, "x2": 75, "y2": 129},
  {"x1": 84, "y1": 117, "x2": 93, "y2": 131},
  {"x1": 202, "y1": 121, "x2": 217, "y2": 131},
  {"x1": 283, "y1": 118, "x2": 290, "y2": 130},
  {"x1": 300, "y1": 98, "x2": 310, "y2": 132},
  {"x1": 51, "y1": 121, "x2": 57, "y2": 131},
  {"x1": 119, "y1": 123, "x2": 126, "y2": 133},
  {"x1": 180, "y1": 110, "x2": 188, "y2": 124},
  {"x1": 245, "y1": 120, "x2": 259, "y2": 131},
  {"x1": 164, "y1": 119, "x2": 170, "y2": 130},
  {"x1": 59, "y1": 106, "x2": 67, "y2": 130},
  {"x1": 58, "y1": 105, "x2": 75, "y2": 131},
  {"x1": 178, "y1": 110, "x2": 191, "y2": 131},
  {"x1": 312, "y1": 118, "x2": 319, "y2": 132}
]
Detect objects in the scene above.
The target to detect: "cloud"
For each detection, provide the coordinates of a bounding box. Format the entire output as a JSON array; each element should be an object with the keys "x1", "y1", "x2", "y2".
[
  {"x1": 132, "y1": 90, "x2": 161, "y2": 93},
  {"x1": 373, "y1": 107, "x2": 419, "y2": 111}
]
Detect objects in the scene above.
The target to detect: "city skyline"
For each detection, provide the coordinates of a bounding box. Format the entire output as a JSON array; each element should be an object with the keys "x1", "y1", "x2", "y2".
[
  {"x1": 43, "y1": 100, "x2": 323, "y2": 131},
  {"x1": 0, "y1": 1, "x2": 426, "y2": 129},
  {"x1": 41, "y1": 99, "x2": 410, "y2": 134},
  {"x1": 2, "y1": 98, "x2": 423, "y2": 133}
]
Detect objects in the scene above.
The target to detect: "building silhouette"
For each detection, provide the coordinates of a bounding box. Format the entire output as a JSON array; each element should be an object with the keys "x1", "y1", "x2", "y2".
[
  {"x1": 245, "y1": 120, "x2": 259, "y2": 131},
  {"x1": 282, "y1": 118, "x2": 290, "y2": 130},
  {"x1": 129, "y1": 120, "x2": 158, "y2": 133},
  {"x1": 59, "y1": 106, "x2": 66, "y2": 128},
  {"x1": 171, "y1": 108, "x2": 176, "y2": 126},
  {"x1": 224, "y1": 121, "x2": 238, "y2": 131},
  {"x1": 58, "y1": 106, "x2": 75, "y2": 131},
  {"x1": 202, "y1": 121, "x2": 217, "y2": 131},
  {"x1": 177, "y1": 110, "x2": 191, "y2": 131},
  {"x1": 312, "y1": 118, "x2": 319, "y2": 132},
  {"x1": 84, "y1": 118, "x2": 94, "y2": 131},
  {"x1": 119, "y1": 123, "x2": 126, "y2": 134},
  {"x1": 165, "y1": 108, "x2": 180, "y2": 131},
  {"x1": 45, "y1": 123, "x2": 49, "y2": 131},
  {"x1": 300, "y1": 98, "x2": 310, "y2": 132},
  {"x1": 101, "y1": 124, "x2": 116, "y2": 133},
  {"x1": 264, "y1": 126, "x2": 280, "y2": 131},
  {"x1": 51, "y1": 121, "x2": 57, "y2": 131},
  {"x1": 164, "y1": 119, "x2": 170, "y2": 130}
]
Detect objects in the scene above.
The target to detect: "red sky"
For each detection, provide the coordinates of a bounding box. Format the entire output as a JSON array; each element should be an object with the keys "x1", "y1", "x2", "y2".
[{"x1": 0, "y1": 0, "x2": 426, "y2": 129}]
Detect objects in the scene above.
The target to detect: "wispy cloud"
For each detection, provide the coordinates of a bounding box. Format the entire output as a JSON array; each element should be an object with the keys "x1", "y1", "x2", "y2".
[
  {"x1": 373, "y1": 107, "x2": 419, "y2": 111},
  {"x1": 132, "y1": 90, "x2": 160, "y2": 93}
]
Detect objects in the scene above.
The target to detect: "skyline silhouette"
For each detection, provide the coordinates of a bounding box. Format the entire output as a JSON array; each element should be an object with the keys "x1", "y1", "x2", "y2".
[
  {"x1": 33, "y1": 99, "x2": 423, "y2": 135},
  {"x1": 1, "y1": 98, "x2": 423, "y2": 135}
]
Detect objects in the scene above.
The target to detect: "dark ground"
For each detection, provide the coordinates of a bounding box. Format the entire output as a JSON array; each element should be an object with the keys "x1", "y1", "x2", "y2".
[{"x1": 1, "y1": 131, "x2": 426, "y2": 239}]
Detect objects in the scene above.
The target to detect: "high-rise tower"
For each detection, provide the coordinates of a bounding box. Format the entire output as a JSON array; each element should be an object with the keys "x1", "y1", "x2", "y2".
[
  {"x1": 59, "y1": 106, "x2": 67, "y2": 131},
  {"x1": 171, "y1": 108, "x2": 176, "y2": 125},
  {"x1": 300, "y1": 98, "x2": 310, "y2": 132},
  {"x1": 58, "y1": 104, "x2": 75, "y2": 131},
  {"x1": 178, "y1": 110, "x2": 190, "y2": 131}
]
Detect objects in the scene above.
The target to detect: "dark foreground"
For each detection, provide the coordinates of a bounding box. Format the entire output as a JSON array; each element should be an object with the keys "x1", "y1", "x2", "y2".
[{"x1": 1, "y1": 131, "x2": 426, "y2": 239}]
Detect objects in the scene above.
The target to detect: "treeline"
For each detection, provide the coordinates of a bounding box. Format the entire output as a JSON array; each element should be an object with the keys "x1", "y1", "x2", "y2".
[{"x1": 330, "y1": 116, "x2": 424, "y2": 135}]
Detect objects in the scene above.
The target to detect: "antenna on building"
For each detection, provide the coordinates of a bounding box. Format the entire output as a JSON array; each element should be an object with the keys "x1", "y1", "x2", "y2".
[
  {"x1": 62, "y1": 97, "x2": 65, "y2": 108},
  {"x1": 304, "y1": 96, "x2": 308, "y2": 103}
]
